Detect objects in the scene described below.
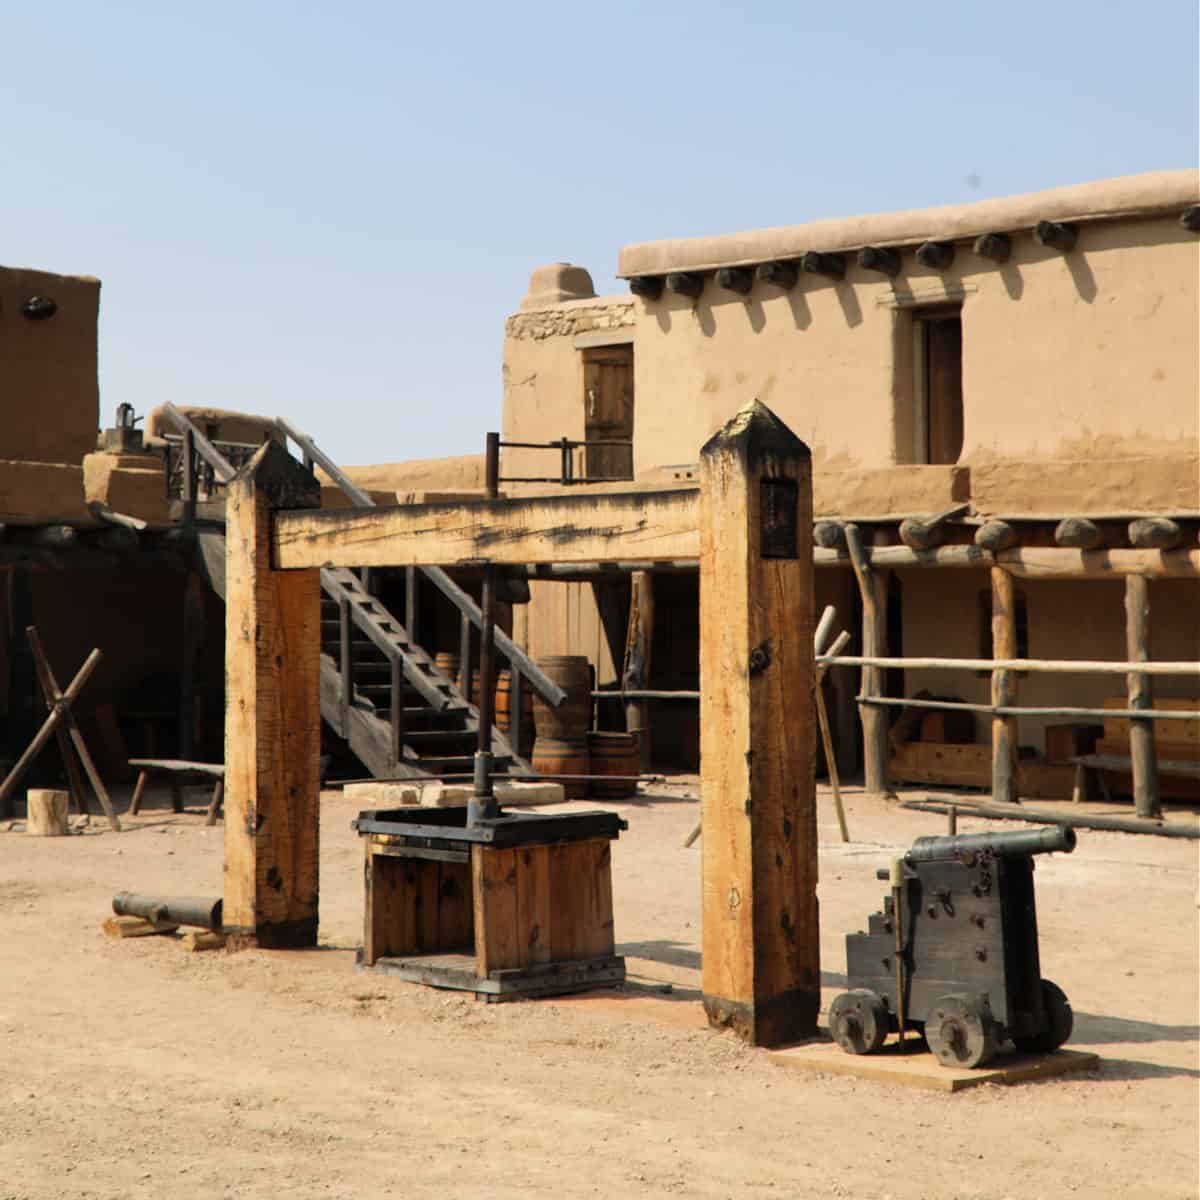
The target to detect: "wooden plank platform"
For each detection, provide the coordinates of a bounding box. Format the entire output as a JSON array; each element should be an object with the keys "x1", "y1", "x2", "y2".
[
  {"x1": 769, "y1": 1038, "x2": 1099, "y2": 1092},
  {"x1": 360, "y1": 951, "x2": 625, "y2": 1002}
]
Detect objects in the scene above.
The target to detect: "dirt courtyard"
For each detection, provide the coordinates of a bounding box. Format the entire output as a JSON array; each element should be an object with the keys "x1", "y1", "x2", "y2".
[{"x1": 1, "y1": 778, "x2": 1196, "y2": 1199}]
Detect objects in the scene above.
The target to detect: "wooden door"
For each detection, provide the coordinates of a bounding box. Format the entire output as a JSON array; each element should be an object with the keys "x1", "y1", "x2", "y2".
[
  {"x1": 924, "y1": 316, "x2": 963, "y2": 465},
  {"x1": 583, "y1": 347, "x2": 633, "y2": 480}
]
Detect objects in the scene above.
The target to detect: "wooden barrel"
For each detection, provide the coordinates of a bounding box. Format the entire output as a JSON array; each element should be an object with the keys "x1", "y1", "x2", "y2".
[
  {"x1": 586, "y1": 732, "x2": 640, "y2": 799},
  {"x1": 531, "y1": 737, "x2": 590, "y2": 799},
  {"x1": 495, "y1": 670, "x2": 535, "y2": 758},
  {"x1": 531, "y1": 655, "x2": 592, "y2": 743},
  {"x1": 434, "y1": 651, "x2": 462, "y2": 692}
]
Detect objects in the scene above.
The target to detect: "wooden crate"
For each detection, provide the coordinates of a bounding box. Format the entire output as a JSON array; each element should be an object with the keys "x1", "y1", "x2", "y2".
[
  {"x1": 919, "y1": 711, "x2": 976, "y2": 745},
  {"x1": 1044, "y1": 723, "x2": 1102, "y2": 763},
  {"x1": 890, "y1": 741, "x2": 1076, "y2": 800}
]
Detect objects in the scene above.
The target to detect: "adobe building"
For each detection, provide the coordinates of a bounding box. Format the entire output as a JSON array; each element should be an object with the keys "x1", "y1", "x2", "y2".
[{"x1": 502, "y1": 170, "x2": 1200, "y2": 791}]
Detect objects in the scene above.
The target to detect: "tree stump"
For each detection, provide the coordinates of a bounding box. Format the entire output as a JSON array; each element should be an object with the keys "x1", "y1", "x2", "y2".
[{"x1": 27, "y1": 789, "x2": 69, "y2": 836}]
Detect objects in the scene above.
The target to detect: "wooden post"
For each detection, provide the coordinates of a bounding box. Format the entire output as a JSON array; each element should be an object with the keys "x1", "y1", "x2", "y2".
[
  {"x1": 699, "y1": 399, "x2": 818, "y2": 1047},
  {"x1": 179, "y1": 569, "x2": 204, "y2": 759},
  {"x1": 844, "y1": 524, "x2": 890, "y2": 796},
  {"x1": 622, "y1": 570, "x2": 655, "y2": 772},
  {"x1": 991, "y1": 567, "x2": 1020, "y2": 805},
  {"x1": 1125, "y1": 574, "x2": 1161, "y2": 819},
  {"x1": 223, "y1": 441, "x2": 322, "y2": 948}
]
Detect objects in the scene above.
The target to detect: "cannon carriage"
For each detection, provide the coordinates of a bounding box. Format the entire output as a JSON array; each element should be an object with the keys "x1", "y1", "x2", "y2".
[{"x1": 830, "y1": 827, "x2": 1077, "y2": 1069}]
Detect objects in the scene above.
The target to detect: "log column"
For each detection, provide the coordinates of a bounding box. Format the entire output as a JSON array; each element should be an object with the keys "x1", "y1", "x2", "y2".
[
  {"x1": 224, "y1": 442, "x2": 322, "y2": 948},
  {"x1": 1124, "y1": 574, "x2": 1161, "y2": 819},
  {"x1": 699, "y1": 399, "x2": 818, "y2": 1047},
  {"x1": 845, "y1": 524, "x2": 890, "y2": 796},
  {"x1": 622, "y1": 570, "x2": 655, "y2": 772},
  {"x1": 991, "y1": 567, "x2": 1020, "y2": 805}
]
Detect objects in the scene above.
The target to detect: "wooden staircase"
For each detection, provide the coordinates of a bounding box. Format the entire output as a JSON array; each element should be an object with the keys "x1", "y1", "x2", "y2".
[{"x1": 318, "y1": 566, "x2": 519, "y2": 779}]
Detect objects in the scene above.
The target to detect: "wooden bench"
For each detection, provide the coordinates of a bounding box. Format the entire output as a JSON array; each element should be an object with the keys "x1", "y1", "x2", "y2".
[
  {"x1": 1069, "y1": 753, "x2": 1200, "y2": 804},
  {"x1": 127, "y1": 759, "x2": 225, "y2": 825}
]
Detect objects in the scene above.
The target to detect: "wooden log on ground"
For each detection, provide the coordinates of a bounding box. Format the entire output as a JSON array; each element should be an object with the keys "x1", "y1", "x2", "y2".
[
  {"x1": 991, "y1": 568, "x2": 1020, "y2": 805},
  {"x1": 26, "y1": 789, "x2": 68, "y2": 836},
  {"x1": 622, "y1": 570, "x2": 655, "y2": 773},
  {"x1": 756, "y1": 261, "x2": 799, "y2": 289},
  {"x1": 1054, "y1": 517, "x2": 1103, "y2": 550},
  {"x1": 916, "y1": 241, "x2": 955, "y2": 270},
  {"x1": 699, "y1": 400, "x2": 818, "y2": 1047},
  {"x1": 973, "y1": 233, "x2": 1012, "y2": 263},
  {"x1": 975, "y1": 520, "x2": 1018, "y2": 552},
  {"x1": 857, "y1": 246, "x2": 901, "y2": 276},
  {"x1": 1125, "y1": 574, "x2": 1161, "y2": 819},
  {"x1": 716, "y1": 267, "x2": 754, "y2": 295},
  {"x1": 223, "y1": 441, "x2": 322, "y2": 948},
  {"x1": 1034, "y1": 220, "x2": 1078, "y2": 252},
  {"x1": 1128, "y1": 517, "x2": 1183, "y2": 551},
  {"x1": 844, "y1": 524, "x2": 890, "y2": 797}
]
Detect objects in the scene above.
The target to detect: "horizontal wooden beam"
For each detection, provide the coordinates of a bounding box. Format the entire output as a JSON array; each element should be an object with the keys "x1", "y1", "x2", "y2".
[
  {"x1": 821, "y1": 654, "x2": 1200, "y2": 677},
  {"x1": 813, "y1": 544, "x2": 1200, "y2": 578},
  {"x1": 273, "y1": 489, "x2": 701, "y2": 570}
]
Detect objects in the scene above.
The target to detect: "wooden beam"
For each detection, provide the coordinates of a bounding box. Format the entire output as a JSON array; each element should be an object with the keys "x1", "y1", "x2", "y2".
[
  {"x1": 813, "y1": 520, "x2": 844, "y2": 550},
  {"x1": 1182, "y1": 206, "x2": 1200, "y2": 234},
  {"x1": 801, "y1": 251, "x2": 845, "y2": 280},
  {"x1": 857, "y1": 246, "x2": 901, "y2": 277},
  {"x1": 1125, "y1": 575, "x2": 1161, "y2": 819},
  {"x1": 844, "y1": 524, "x2": 890, "y2": 797},
  {"x1": 916, "y1": 241, "x2": 955, "y2": 271},
  {"x1": 823, "y1": 654, "x2": 1199, "y2": 677},
  {"x1": 1128, "y1": 517, "x2": 1183, "y2": 551},
  {"x1": 991, "y1": 568, "x2": 1019, "y2": 805},
  {"x1": 223, "y1": 441, "x2": 322, "y2": 948},
  {"x1": 667, "y1": 272, "x2": 704, "y2": 299},
  {"x1": 974, "y1": 520, "x2": 1018, "y2": 552},
  {"x1": 972, "y1": 232, "x2": 1012, "y2": 263},
  {"x1": 1034, "y1": 220, "x2": 1078, "y2": 252},
  {"x1": 1055, "y1": 517, "x2": 1102, "y2": 549},
  {"x1": 715, "y1": 267, "x2": 754, "y2": 295},
  {"x1": 898, "y1": 503, "x2": 969, "y2": 550},
  {"x1": 272, "y1": 488, "x2": 701, "y2": 570},
  {"x1": 629, "y1": 276, "x2": 664, "y2": 300},
  {"x1": 699, "y1": 400, "x2": 818, "y2": 1047},
  {"x1": 755, "y1": 261, "x2": 799, "y2": 290}
]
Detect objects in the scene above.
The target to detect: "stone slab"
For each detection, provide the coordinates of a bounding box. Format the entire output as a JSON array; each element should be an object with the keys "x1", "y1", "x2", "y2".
[{"x1": 769, "y1": 1039, "x2": 1099, "y2": 1093}]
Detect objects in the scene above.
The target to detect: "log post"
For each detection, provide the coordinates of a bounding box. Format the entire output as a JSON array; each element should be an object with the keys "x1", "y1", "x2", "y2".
[
  {"x1": 622, "y1": 570, "x2": 655, "y2": 772},
  {"x1": 991, "y1": 567, "x2": 1020, "y2": 805},
  {"x1": 844, "y1": 524, "x2": 890, "y2": 796},
  {"x1": 1124, "y1": 574, "x2": 1161, "y2": 819},
  {"x1": 223, "y1": 441, "x2": 322, "y2": 948},
  {"x1": 699, "y1": 399, "x2": 818, "y2": 1047}
]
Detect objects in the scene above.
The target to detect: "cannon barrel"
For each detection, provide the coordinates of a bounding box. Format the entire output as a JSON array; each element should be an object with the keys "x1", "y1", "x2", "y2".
[
  {"x1": 905, "y1": 826, "x2": 1076, "y2": 865},
  {"x1": 112, "y1": 893, "x2": 223, "y2": 931}
]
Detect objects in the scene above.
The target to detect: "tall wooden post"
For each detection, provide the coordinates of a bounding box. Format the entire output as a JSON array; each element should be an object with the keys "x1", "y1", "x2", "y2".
[
  {"x1": 844, "y1": 524, "x2": 890, "y2": 796},
  {"x1": 699, "y1": 399, "x2": 818, "y2": 1047},
  {"x1": 1124, "y1": 574, "x2": 1161, "y2": 819},
  {"x1": 622, "y1": 570, "x2": 655, "y2": 772},
  {"x1": 224, "y1": 442, "x2": 323, "y2": 948},
  {"x1": 991, "y1": 567, "x2": 1020, "y2": 805}
]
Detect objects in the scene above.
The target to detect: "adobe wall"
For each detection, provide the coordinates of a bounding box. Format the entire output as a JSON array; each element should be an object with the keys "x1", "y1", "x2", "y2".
[
  {"x1": 900, "y1": 570, "x2": 1200, "y2": 753},
  {"x1": 0, "y1": 266, "x2": 100, "y2": 464}
]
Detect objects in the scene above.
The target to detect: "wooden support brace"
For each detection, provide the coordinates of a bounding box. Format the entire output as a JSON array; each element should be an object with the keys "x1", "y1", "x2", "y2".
[
  {"x1": 844, "y1": 524, "x2": 891, "y2": 798},
  {"x1": 622, "y1": 570, "x2": 655, "y2": 773},
  {"x1": 990, "y1": 568, "x2": 1020, "y2": 806},
  {"x1": 1125, "y1": 574, "x2": 1161, "y2": 819},
  {"x1": 699, "y1": 399, "x2": 818, "y2": 1047},
  {"x1": 223, "y1": 441, "x2": 322, "y2": 948}
]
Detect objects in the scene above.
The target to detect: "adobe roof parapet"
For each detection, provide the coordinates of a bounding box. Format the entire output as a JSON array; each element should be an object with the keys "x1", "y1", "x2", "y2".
[{"x1": 618, "y1": 170, "x2": 1200, "y2": 278}]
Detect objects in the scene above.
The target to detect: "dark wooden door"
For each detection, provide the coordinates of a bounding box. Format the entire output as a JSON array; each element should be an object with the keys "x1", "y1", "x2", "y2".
[
  {"x1": 583, "y1": 347, "x2": 633, "y2": 480},
  {"x1": 925, "y1": 316, "x2": 963, "y2": 465}
]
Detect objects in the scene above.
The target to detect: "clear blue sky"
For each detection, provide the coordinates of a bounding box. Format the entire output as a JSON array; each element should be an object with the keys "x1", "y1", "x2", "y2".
[{"x1": 5, "y1": 2, "x2": 1197, "y2": 466}]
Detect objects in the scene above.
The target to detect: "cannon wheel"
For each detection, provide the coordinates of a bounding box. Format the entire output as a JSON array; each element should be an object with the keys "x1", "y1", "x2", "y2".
[
  {"x1": 829, "y1": 989, "x2": 889, "y2": 1055},
  {"x1": 925, "y1": 995, "x2": 998, "y2": 1069},
  {"x1": 1013, "y1": 979, "x2": 1074, "y2": 1054}
]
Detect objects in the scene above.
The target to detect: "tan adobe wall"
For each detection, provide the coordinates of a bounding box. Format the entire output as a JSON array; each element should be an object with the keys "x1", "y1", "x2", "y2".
[{"x1": 0, "y1": 266, "x2": 100, "y2": 464}]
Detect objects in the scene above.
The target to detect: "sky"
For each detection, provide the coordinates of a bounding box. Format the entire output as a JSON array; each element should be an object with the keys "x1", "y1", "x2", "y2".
[{"x1": 4, "y1": 1, "x2": 1197, "y2": 466}]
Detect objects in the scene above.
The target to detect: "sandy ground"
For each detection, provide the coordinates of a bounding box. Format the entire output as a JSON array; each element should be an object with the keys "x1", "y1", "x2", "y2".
[{"x1": 0, "y1": 778, "x2": 1197, "y2": 1200}]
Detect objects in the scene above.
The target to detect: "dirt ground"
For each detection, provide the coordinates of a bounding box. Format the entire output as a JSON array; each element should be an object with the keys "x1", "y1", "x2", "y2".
[{"x1": 1, "y1": 777, "x2": 1196, "y2": 1200}]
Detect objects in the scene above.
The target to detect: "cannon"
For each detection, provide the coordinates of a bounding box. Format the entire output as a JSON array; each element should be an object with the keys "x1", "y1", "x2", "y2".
[{"x1": 829, "y1": 826, "x2": 1076, "y2": 1068}]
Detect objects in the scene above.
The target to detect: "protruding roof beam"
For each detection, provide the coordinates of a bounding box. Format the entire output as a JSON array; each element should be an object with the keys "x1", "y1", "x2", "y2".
[
  {"x1": 800, "y1": 251, "x2": 845, "y2": 280},
  {"x1": 1034, "y1": 220, "x2": 1078, "y2": 252},
  {"x1": 667, "y1": 272, "x2": 704, "y2": 299},
  {"x1": 629, "y1": 276, "x2": 664, "y2": 300},
  {"x1": 715, "y1": 266, "x2": 754, "y2": 295},
  {"x1": 916, "y1": 241, "x2": 955, "y2": 271},
  {"x1": 857, "y1": 246, "x2": 901, "y2": 277},
  {"x1": 755, "y1": 260, "x2": 799, "y2": 289},
  {"x1": 972, "y1": 232, "x2": 1012, "y2": 263}
]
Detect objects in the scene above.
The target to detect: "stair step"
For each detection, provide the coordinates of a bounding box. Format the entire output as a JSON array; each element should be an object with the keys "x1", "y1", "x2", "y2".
[
  {"x1": 401, "y1": 730, "x2": 478, "y2": 746},
  {"x1": 406, "y1": 754, "x2": 514, "y2": 772}
]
